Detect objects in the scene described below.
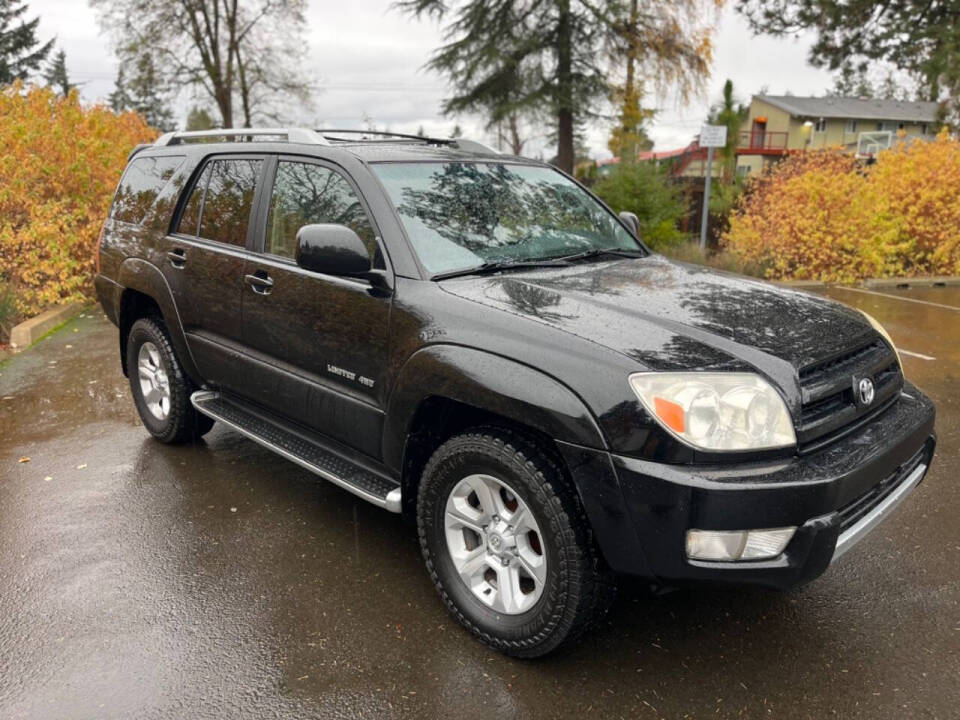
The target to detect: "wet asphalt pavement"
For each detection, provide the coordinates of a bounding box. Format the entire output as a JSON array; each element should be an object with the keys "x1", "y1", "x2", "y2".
[{"x1": 1, "y1": 287, "x2": 958, "y2": 719}]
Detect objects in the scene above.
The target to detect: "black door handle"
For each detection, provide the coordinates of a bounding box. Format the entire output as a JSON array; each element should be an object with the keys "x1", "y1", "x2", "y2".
[
  {"x1": 167, "y1": 248, "x2": 186, "y2": 268},
  {"x1": 245, "y1": 272, "x2": 274, "y2": 295}
]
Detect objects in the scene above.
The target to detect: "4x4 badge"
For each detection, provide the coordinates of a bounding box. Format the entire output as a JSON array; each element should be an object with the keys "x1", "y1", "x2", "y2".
[{"x1": 856, "y1": 377, "x2": 875, "y2": 406}]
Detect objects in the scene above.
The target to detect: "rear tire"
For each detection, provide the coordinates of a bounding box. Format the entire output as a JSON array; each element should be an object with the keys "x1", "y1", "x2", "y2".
[
  {"x1": 126, "y1": 317, "x2": 214, "y2": 443},
  {"x1": 417, "y1": 427, "x2": 615, "y2": 657}
]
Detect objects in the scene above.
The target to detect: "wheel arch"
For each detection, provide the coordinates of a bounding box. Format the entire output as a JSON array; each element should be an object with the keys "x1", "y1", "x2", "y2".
[
  {"x1": 116, "y1": 258, "x2": 202, "y2": 384},
  {"x1": 383, "y1": 345, "x2": 607, "y2": 516}
]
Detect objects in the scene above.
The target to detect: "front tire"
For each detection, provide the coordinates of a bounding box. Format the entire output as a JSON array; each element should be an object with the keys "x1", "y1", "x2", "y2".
[
  {"x1": 126, "y1": 317, "x2": 214, "y2": 443},
  {"x1": 417, "y1": 428, "x2": 615, "y2": 657}
]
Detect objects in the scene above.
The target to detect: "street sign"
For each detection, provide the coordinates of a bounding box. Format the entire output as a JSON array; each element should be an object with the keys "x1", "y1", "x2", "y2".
[
  {"x1": 700, "y1": 124, "x2": 728, "y2": 148},
  {"x1": 697, "y1": 125, "x2": 727, "y2": 250}
]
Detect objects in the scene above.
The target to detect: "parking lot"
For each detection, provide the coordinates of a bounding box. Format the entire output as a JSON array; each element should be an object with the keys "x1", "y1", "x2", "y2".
[{"x1": 1, "y1": 284, "x2": 957, "y2": 719}]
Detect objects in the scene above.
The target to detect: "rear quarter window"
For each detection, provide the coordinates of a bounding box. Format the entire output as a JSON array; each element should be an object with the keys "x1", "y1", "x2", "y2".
[{"x1": 111, "y1": 155, "x2": 185, "y2": 225}]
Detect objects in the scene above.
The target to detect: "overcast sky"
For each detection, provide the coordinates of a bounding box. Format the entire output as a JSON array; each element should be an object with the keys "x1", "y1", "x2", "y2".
[{"x1": 31, "y1": 0, "x2": 834, "y2": 158}]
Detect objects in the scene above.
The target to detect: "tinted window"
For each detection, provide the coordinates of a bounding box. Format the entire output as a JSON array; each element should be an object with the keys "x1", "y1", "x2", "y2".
[
  {"x1": 372, "y1": 162, "x2": 640, "y2": 274},
  {"x1": 176, "y1": 164, "x2": 211, "y2": 236},
  {"x1": 111, "y1": 155, "x2": 185, "y2": 225},
  {"x1": 198, "y1": 159, "x2": 261, "y2": 247},
  {"x1": 265, "y1": 161, "x2": 377, "y2": 261}
]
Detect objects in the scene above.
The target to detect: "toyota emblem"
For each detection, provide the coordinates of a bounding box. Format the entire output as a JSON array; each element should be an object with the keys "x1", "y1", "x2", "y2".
[{"x1": 857, "y1": 377, "x2": 875, "y2": 406}]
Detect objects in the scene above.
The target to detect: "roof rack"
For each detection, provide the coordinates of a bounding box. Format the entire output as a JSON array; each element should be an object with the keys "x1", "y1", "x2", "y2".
[
  {"x1": 154, "y1": 128, "x2": 330, "y2": 146},
  {"x1": 149, "y1": 126, "x2": 500, "y2": 155},
  {"x1": 318, "y1": 128, "x2": 500, "y2": 155},
  {"x1": 319, "y1": 128, "x2": 453, "y2": 144}
]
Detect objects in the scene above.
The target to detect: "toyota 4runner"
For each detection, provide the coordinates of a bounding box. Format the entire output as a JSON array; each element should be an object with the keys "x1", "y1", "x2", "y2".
[{"x1": 95, "y1": 128, "x2": 936, "y2": 657}]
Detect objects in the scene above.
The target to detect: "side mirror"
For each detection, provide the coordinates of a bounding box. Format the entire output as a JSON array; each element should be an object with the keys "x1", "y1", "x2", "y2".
[
  {"x1": 618, "y1": 211, "x2": 640, "y2": 238},
  {"x1": 295, "y1": 224, "x2": 371, "y2": 277}
]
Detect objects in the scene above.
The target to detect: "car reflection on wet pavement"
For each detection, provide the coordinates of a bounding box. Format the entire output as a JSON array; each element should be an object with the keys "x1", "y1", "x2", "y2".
[{"x1": 1, "y1": 288, "x2": 958, "y2": 719}]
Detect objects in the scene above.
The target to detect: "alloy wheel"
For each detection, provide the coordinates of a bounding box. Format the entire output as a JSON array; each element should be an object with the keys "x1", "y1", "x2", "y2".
[
  {"x1": 137, "y1": 341, "x2": 171, "y2": 421},
  {"x1": 444, "y1": 473, "x2": 547, "y2": 615}
]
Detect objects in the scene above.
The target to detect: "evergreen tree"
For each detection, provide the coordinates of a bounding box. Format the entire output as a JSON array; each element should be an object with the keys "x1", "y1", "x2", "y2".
[
  {"x1": 397, "y1": 0, "x2": 609, "y2": 173},
  {"x1": 707, "y1": 79, "x2": 749, "y2": 183},
  {"x1": 128, "y1": 54, "x2": 173, "y2": 130},
  {"x1": 398, "y1": 0, "x2": 716, "y2": 174},
  {"x1": 108, "y1": 66, "x2": 132, "y2": 113},
  {"x1": 186, "y1": 105, "x2": 215, "y2": 131},
  {"x1": 42, "y1": 47, "x2": 74, "y2": 97},
  {"x1": 0, "y1": 0, "x2": 53, "y2": 84},
  {"x1": 109, "y1": 53, "x2": 174, "y2": 130}
]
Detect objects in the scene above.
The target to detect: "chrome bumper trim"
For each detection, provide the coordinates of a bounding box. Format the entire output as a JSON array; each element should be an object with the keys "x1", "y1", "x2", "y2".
[{"x1": 832, "y1": 462, "x2": 927, "y2": 561}]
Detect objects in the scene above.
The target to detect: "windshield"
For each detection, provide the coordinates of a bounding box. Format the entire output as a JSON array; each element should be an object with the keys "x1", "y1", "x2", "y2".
[{"x1": 372, "y1": 162, "x2": 643, "y2": 275}]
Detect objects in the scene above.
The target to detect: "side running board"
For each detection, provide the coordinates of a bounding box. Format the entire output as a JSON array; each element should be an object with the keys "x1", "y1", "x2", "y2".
[{"x1": 190, "y1": 391, "x2": 402, "y2": 513}]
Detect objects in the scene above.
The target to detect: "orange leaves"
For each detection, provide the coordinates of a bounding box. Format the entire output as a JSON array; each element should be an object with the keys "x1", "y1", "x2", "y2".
[
  {"x1": 0, "y1": 84, "x2": 158, "y2": 316},
  {"x1": 723, "y1": 138, "x2": 960, "y2": 281},
  {"x1": 870, "y1": 130, "x2": 960, "y2": 276}
]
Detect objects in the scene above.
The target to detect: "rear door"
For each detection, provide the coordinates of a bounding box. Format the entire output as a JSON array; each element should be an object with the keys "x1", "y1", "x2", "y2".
[
  {"x1": 238, "y1": 156, "x2": 391, "y2": 459},
  {"x1": 163, "y1": 155, "x2": 265, "y2": 390}
]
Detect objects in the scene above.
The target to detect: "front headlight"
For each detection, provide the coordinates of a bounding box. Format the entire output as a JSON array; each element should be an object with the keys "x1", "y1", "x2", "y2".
[
  {"x1": 859, "y1": 309, "x2": 902, "y2": 370},
  {"x1": 628, "y1": 372, "x2": 796, "y2": 451}
]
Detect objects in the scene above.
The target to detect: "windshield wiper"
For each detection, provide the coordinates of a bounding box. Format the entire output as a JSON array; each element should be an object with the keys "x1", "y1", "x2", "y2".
[
  {"x1": 429, "y1": 247, "x2": 645, "y2": 281},
  {"x1": 430, "y1": 257, "x2": 572, "y2": 281},
  {"x1": 552, "y1": 247, "x2": 647, "y2": 263}
]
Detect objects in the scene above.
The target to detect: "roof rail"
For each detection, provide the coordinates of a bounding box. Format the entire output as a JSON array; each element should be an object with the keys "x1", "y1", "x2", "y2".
[
  {"x1": 318, "y1": 128, "x2": 500, "y2": 155},
  {"x1": 319, "y1": 128, "x2": 452, "y2": 144},
  {"x1": 154, "y1": 128, "x2": 330, "y2": 146}
]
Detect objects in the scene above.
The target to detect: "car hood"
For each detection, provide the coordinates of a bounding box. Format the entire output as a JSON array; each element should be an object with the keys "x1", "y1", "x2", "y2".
[{"x1": 438, "y1": 255, "x2": 875, "y2": 379}]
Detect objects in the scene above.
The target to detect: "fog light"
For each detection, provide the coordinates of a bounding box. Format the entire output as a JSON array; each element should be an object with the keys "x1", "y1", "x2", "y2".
[{"x1": 686, "y1": 527, "x2": 796, "y2": 561}]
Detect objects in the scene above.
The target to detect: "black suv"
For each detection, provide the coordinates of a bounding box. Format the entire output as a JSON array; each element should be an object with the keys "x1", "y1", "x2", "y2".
[{"x1": 95, "y1": 128, "x2": 936, "y2": 657}]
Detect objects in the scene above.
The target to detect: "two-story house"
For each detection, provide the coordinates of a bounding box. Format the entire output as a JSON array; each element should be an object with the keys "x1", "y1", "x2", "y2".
[
  {"x1": 735, "y1": 95, "x2": 940, "y2": 175},
  {"x1": 675, "y1": 95, "x2": 940, "y2": 179}
]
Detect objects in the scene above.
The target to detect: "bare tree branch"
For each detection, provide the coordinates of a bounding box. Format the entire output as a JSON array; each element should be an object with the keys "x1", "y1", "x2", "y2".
[{"x1": 90, "y1": 0, "x2": 312, "y2": 128}]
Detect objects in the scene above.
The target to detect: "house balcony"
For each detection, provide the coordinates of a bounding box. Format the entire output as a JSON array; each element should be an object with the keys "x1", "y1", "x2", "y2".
[{"x1": 737, "y1": 131, "x2": 789, "y2": 154}]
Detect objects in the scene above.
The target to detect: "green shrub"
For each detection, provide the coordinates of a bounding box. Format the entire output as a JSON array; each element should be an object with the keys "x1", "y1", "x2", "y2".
[
  {"x1": 592, "y1": 161, "x2": 687, "y2": 250},
  {"x1": 0, "y1": 281, "x2": 16, "y2": 343},
  {"x1": 662, "y1": 240, "x2": 769, "y2": 278}
]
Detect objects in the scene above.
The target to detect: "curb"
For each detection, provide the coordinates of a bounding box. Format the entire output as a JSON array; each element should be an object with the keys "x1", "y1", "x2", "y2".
[
  {"x1": 863, "y1": 276, "x2": 960, "y2": 289},
  {"x1": 772, "y1": 276, "x2": 960, "y2": 290},
  {"x1": 9, "y1": 302, "x2": 84, "y2": 351},
  {"x1": 773, "y1": 280, "x2": 828, "y2": 288}
]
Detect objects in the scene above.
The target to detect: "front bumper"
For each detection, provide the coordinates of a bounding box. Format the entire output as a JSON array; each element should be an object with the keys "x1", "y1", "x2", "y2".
[{"x1": 559, "y1": 382, "x2": 936, "y2": 589}]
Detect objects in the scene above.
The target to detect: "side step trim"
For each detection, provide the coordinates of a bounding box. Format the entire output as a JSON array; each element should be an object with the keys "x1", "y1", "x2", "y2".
[{"x1": 191, "y1": 390, "x2": 402, "y2": 513}]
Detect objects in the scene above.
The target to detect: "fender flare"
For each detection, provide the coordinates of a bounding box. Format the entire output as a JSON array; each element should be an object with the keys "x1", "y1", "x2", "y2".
[
  {"x1": 115, "y1": 258, "x2": 203, "y2": 384},
  {"x1": 382, "y1": 344, "x2": 607, "y2": 471}
]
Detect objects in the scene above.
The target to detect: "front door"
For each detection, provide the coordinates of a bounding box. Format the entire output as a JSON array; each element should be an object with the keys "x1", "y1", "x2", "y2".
[
  {"x1": 239, "y1": 157, "x2": 391, "y2": 460},
  {"x1": 162, "y1": 156, "x2": 264, "y2": 391},
  {"x1": 751, "y1": 119, "x2": 767, "y2": 149}
]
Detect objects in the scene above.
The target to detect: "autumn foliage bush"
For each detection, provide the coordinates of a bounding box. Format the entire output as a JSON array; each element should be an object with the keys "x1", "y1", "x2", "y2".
[
  {"x1": 0, "y1": 84, "x2": 157, "y2": 317},
  {"x1": 723, "y1": 132, "x2": 960, "y2": 282}
]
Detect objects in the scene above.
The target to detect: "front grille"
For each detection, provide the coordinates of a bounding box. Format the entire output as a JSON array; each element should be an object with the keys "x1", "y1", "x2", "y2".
[
  {"x1": 797, "y1": 340, "x2": 902, "y2": 451},
  {"x1": 799, "y1": 341, "x2": 881, "y2": 385},
  {"x1": 837, "y1": 445, "x2": 927, "y2": 533}
]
